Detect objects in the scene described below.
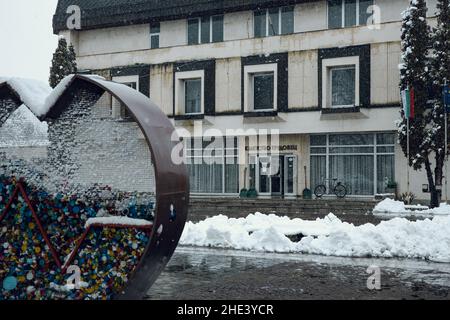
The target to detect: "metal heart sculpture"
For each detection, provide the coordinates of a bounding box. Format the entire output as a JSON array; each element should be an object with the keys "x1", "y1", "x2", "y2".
[{"x1": 0, "y1": 75, "x2": 189, "y2": 300}]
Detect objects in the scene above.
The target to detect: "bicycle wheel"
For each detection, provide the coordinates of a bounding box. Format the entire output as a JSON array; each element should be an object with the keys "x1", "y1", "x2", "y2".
[
  {"x1": 334, "y1": 184, "x2": 347, "y2": 199},
  {"x1": 314, "y1": 185, "x2": 327, "y2": 198}
]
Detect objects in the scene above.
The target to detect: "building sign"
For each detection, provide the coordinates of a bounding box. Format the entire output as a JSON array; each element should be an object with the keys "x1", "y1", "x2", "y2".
[{"x1": 245, "y1": 145, "x2": 298, "y2": 152}]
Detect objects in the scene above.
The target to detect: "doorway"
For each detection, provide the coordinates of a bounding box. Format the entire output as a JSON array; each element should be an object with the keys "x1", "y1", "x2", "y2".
[{"x1": 251, "y1": 155, "x2": 297, "y2": 198}]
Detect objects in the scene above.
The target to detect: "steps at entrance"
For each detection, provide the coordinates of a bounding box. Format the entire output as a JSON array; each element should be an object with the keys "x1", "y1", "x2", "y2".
[{"x1": 188, "y1": 198, "x2": 381, "y2": 226}]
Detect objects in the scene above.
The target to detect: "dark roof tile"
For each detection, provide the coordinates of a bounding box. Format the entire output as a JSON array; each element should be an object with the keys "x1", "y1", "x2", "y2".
[{"x1": 53, "y1": 0, "x2": 313, "y2": 33}]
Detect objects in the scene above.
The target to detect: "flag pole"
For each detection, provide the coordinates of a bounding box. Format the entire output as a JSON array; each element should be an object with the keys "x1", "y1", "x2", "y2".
[
  {"x1": 407, "y1": 115, "x2": 410, "y2": 195},
  {"x1": 445, "y1": 79, "x2": 448, "y2": 204}
]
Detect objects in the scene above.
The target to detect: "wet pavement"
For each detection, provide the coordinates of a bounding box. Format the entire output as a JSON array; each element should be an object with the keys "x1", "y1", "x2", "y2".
[{"x1": 146, "y1": 247, "x2": 450, "y2": 300}]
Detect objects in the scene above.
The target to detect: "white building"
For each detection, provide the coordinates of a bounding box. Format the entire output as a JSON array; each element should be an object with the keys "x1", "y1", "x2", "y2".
[{"x1": 53, "y1": 0, "x2": 446, "y2": 201}]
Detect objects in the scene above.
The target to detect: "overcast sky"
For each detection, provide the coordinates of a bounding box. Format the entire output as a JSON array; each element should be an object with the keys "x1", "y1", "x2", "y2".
[{"x1": 0, "y1": 0, "x2": 59, "y2": 83}]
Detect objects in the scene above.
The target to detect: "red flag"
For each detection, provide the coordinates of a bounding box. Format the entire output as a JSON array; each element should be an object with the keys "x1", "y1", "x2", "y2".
[{"x1": 409, "y1": 87, "x2": 415, "y2": 119}]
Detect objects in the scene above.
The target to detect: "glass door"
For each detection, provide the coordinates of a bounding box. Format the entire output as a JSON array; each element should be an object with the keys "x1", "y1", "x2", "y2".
[
  {"x1": 284, "y1": 155, "x2": 297, "y2": 196},
  {"x1": 270, "y1": 156, "x2": 283, "y2": 197}
]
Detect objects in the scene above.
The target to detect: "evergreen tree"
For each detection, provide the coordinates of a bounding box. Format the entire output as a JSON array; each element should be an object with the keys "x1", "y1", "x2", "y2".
[
  {"x1": 429, "y1": 0, "x2": 450, "y2": 204},
  {"x1": 68, "y1": 43, "x2": 78, "y2": 75},
  {"x1": 49, "y1": 37, "x2": 77, "y2": 88},
  {"x1": 397, "y1": 0, "x2": 436, "y2": 206}
]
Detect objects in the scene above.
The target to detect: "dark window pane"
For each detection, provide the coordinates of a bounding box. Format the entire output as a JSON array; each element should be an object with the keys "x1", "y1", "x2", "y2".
[
  {"x1": 311, "y1": 135, "x2": 327, "y2": 146},
  {"x1": 329, "y1": 146, "x2": 374, "y2": 154},
  {"x1": 331, "y1": 67, "x2": 355, "y2": 107},
  {"x1": 254, "y1": 10, "x2": 266, "y2": 38},
  {"x1": 150, "y1": 22, "x2": 160, "y2": 33},
  {"x1": 329, "y1": 134, "x2": 373, "y2": 146},
  {"x1": 377, "y1": 155, "x2": 395, "y2": 193},
  {"x1": 344, "y1": 0, "x2": 357, "y2": 27},
  {"x1": 151, "y1": 35, "x2": 159, "y2": 49},
  {"x1": 268, "y1": 8, "x2": 279, "y2": 36},
  {"x1": 328, "y1": 0, "x2": 342, "y2": 29},
  {"x1": 254, "y1": 73, "x2": 274, "y2": 110},
  {"x1": 311, "y1": 155, "x2": 327, "y2": 190},
  {"x1": 185, "y1": 79, "x2": 202, "y2": 114},
  {"x1": 359, "y1": 0, "x2": 374, "y2": 25},
  {"x1": 281, "y1": 6, "x2": 294, "y2": 34},
  {"x1": 377, "y1": 146, "x2": 395, "y2": 153},
  {"x1": 188, "y1": 19, "x2": 199, "y2": 45},
  {"x1": 311, "y1": 147, "x2": 327, "y2": 154},
  {"x1": 120, "y1": 82, "x2": 137, "y2": 119},
  {"x1": 330, "y1": 154, "x2": 374, "y2": 195},
  {"x1": 201, "y1": 17, "x2": 210, "y2": 43},
  {"x1": 377, "y1": 133, "x2": 395, "y2": 145},
  {"x1": 212, "y1": 15, "x2": 224, "y2": 42}
]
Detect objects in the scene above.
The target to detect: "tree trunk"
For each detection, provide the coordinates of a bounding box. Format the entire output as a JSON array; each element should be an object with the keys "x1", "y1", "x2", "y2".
[
  {"x1": 425, "y1": 158, "x2": 439, "y2": 208},
  {"x1": 435, "y1": 153, "x2": 444, "y2": 206}
]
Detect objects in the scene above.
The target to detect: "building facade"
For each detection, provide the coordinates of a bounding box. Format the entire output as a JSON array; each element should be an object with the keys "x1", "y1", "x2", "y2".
[{"x1": 53, "y1": 0, "x2": 446, "y2": 201}]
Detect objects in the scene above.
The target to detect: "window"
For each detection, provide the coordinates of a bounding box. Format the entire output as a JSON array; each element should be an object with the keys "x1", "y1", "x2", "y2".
[
  {"x1": 188, "y1": 15, "x2": 224, "y2": 45},
  {"x1": 331, "y1": 66, "x2": 356, "y2": 107},
  {"x1": 111, "y1": 76, "x2": 139, "y2": 120},
  {"x1": 186, "y1": 137, "x2": 239, "y2": 194},
  {"x1": 120, "y1": 82, "x2": 137, "y2": 119},
  {"x1": 175, "y1": 70, "x2": 205, "y2": 116},
  {"x1": 244, "y1": 64, "x2": 278, "y2": 112},
  {"x1": 253, "y1": 73, "x2": 275, "y2": 110},
  {"x1": 310, "y1": 133, "x2": 396, "y2": 196},
  {"x1": 254, "y1": 6, "x2": 294, "y2": 38},
  {"x1": 322, "y1": 56, "x2": 359, "y2": 109},
  {"x1": 185, "y1": 79, "x2": 202, "y2": 114},
  {"x1": 150, "y1": 22, "x2": 160, "y2": 49},
  {"x1": 328, "y1": 0, "x2": 374, "y2": 29},
  {"x1": 188, "y1": 19, "x2": 200, "y2": 45}
]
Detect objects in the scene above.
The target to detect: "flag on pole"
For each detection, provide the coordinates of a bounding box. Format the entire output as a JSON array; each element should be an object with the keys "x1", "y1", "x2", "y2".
[
  {"x1": 443, "y1": 84, "x2": 450, "y2": 113},
  {"x1": 402, "y1": 87, "x2": 415, "y2": 119}
]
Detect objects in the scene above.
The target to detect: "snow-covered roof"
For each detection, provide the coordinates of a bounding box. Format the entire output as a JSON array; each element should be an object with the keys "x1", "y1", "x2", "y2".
[
  {"x1": 0, "y1": 77, "x2": 52, "y2": 117},
  {"x1": 0, "y1": 74, "x2": 107, "y2": 120}
]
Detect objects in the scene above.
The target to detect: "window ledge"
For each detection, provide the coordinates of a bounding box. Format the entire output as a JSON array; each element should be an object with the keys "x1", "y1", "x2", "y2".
[
  {"x1": 174, "y1": 114, "x2": 205, "y2": 121},
  {"x1": 321, "y1": 106, "x2": 360, "y2": 114},
  {"x1": 243, "y1": 111, "x2": 278, "y2": 118}
]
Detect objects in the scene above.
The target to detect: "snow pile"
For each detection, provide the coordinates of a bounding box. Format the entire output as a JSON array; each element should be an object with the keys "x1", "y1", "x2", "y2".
[
  {"x1": 180, "y1": 213, "x2": 450, "y2": 262},
  {"x1": 373, "y1": 198, "x2": 450, "y2": 216},
  {"x1": 85, "y1": 216, "x2": 153, "y2": 228},
  {"x1": 373, "y1": 198, "x2": 407, "y2": 214},
  {"x1": 0, "y1": 77, "x2": 52, "y2": 117},
  {"x1": 0, "y1": 105, "x2": 49, "y2": 148}
]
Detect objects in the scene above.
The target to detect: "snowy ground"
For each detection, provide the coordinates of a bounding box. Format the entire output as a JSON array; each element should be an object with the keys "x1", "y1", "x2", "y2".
[
  {"x1": 180, "y1": 210, "x2": 450, "y2": 263},
  {"x1": 147, "y1": 247, "x2": 450, "y2": 300},
  {"x1": 373, "y1": 198, "x2": 450, "y2": 217}
]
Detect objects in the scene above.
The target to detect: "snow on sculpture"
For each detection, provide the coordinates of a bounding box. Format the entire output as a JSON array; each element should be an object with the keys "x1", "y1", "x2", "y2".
[{"x1": 0, "y1": 75, "x2": 189, "y2": 300}]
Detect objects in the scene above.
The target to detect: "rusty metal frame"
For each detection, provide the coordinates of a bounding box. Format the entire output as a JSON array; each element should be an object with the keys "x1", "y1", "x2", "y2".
[{"x1": 42, "y1": 74, "x2": 189, "y2": 300}]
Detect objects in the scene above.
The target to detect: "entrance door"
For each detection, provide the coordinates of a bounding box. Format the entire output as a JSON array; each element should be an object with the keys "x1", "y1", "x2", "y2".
[
  {"x1": 258, "y1": 156, "x2": 282, "y2": 196},
  {"x1": 254, "y1": 155, "x2": 296, "y2": 197},
  {"x1": 270, "y1": 156, "x2": 283, "y2": 197}
]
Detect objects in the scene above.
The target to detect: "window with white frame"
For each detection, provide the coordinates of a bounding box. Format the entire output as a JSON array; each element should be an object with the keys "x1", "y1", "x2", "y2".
[
  {"x1": 186, "y1": 137, "x2": 240, "y2": 194},
  {"x1": 310, "y1": 133, "x2": 395, "y2": 196},
  {"x1": 150, "y1": 22, "x2": 160, "y2": 49},
  {"x1": 175, "y1": 70, "x2": 205, "y2": 115},
  {"x1": 112, "y1": 75, "x2": 139, "y2": 120},
  {"x1": 244, "y1": 64, "x2": 278, "y2": 112},
  {"x1": 322, "y1": 56, "x2": 359, "y2": 109},
  {"x1": 187, "y1": 15, "x2": 224, "y2": 45},
  {"x1": 254, "y1": 6, "x2": 294, "y2": 38},
  {"x1": 328, "y1": 0, "x2": 374, "y2": 29}
]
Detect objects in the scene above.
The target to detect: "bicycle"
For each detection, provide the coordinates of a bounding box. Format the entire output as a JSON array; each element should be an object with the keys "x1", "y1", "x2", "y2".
[{"x1": 314, "y1": 178, "x2": 348, "y2": 199}]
